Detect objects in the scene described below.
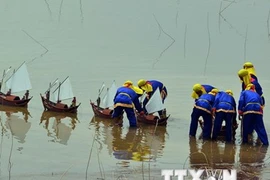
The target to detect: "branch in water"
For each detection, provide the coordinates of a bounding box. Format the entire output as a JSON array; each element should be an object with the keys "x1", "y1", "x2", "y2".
[
  {"x1": 219, "y1": 14, "x2": 245, "y2": 38},
  {"x1": 184, "y1": 24, "x2": 187, "y2": 59},
  {"x1": 267, "y1": 9, "x2": 270, "y2": 41},
  {"x1": 58, "y1": 0, "x2": 64, "y2": 23},
  {"x1": 80, "y1": 0, "x2": 84, "y2": 24},
  {"x1": 22, "y1": 30, "x2": 49, "y2": 63},
  {"x1": 152, "y1": 14, "x2": 175, "y2": 68},
  {"x1": 44, "y1": 0, "x2": 52, "y2": 20},
  {"x1": 244, "y1": 25, "x2": 248, "y2": 62},
  {"x1": 203, "y1": 13, "x2": 211, "y2": 76}
]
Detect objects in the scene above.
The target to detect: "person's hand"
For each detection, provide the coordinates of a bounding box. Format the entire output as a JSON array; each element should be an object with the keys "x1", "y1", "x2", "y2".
[{"x1": 139, "y1": 111, "x2": 145, "y2": 116}]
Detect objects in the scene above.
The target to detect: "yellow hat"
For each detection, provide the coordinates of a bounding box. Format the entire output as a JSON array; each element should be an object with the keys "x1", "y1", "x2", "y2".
[
  {"x1": 138, "y1": 79, "x2": 146, "y2": 87},
  {"x1": 238, "y1": 69, "x2": 249, "y2": 77},
  {"x1": 208, "y1": 88, "x2": 218, "y2": 96},
  {"x1": 243, "y1": 62, "x2": 254, "y2": 68},
  {"x1": 123, "y1": 80, "x2": 133, "y2": 87},
  {"x1": 137, "y1": 79, "x2": 153, "y2": 92},
  {"x1": 225, "y1": 90, "x2": 233, "y2": 96},
  {"x1": 193, "y1": 84, "x2": 202, "y2": 92}
]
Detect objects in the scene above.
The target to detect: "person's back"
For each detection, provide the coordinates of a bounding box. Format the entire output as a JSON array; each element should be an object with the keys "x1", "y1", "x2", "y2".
[
  {"x1": 213, "y1": 91, "x2": 236, "y2": 111},
  {"x1": 114, "y1": 86, "x2": 140, "y2": 108},
  {"x1": 195, "y1": 93, "x2": 216, "y2": 113},
  {"x1": 147, "y1": 80, "x2": 164, "y2": 92},
  {"x1": 239, "y1": 90, "x2": 262, "y2": 113}
]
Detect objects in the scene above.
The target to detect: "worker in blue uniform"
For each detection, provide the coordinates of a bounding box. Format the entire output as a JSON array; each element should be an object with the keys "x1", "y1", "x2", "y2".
[
  {"x1": 137, "y1": 79, "x2": 167, "y2": 118},
  {"x1": 212, "y1": 90, "x2": 237, "y2": 142},
  {"x1": 112, "y1": 81, "x2": 144, "y2": 127},
  {"x1": 189, "y1": 89, "x2": 218, "y2": 139},
  {"x1": 238, "y1": 84, "x2": 268, "y2": 145}
]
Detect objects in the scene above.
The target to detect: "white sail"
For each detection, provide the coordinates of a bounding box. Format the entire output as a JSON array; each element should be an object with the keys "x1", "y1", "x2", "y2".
[
  {"x1": 102, "y1": 81, "x2": 117, "y2": 108},
  {"x1": 145, "y1": 87, "x2": 165, "y2": 114},
  {"x1": 139, "y1": 92, "x2": 147, "y2": 103},
  {"x1": 53, "y1": 77, "x2": 74, "y2": 101},
  {"x1": 0, "y1": 66, "x2": 12, "y2": 92},
  {"x1": 5, "y1": 62, "x2": 32, "y2": 93}
]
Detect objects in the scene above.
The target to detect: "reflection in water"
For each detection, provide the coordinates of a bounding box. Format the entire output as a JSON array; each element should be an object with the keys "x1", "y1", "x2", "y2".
[
  {"x1": 188, "y1": 139, "x2": 269, "y2": 179},
  {"x1": 40, "y1": 111, "x2": 78, "y2": 145},
  {"x1": 90, "y1": 116, "x2": 167, "y2": 162},
  {"x1": 0, "y1": 106, "x2": 32, "y2": 144}
]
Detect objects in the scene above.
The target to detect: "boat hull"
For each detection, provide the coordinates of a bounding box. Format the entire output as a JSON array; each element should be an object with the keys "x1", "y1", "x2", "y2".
[
  {"x1": 0, "y1": 93, "x2": 32, "y2": 107},
  {"x1": 90, "y1": 101, "x2": 169, "y2": 126},
  {"x1": 40, "y1": 94, "x2": 80, "y2": 113}
]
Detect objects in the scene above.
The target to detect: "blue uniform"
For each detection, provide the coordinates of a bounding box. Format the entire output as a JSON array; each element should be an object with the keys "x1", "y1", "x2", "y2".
[
  {"x1": 241, "y1": 78, "x2": 265, "y2": 106},
  {"x1": 212, "y1": 91, "x2": 236, "y2": 142},
  {"x1": 202, "y1": 85, "x2": 215, "y2": 94},
  {"x1": 238, "y1": 90, "x2": 268, "y2": 145},
  {"x1": 189, "y1": 93, "x2": 215, "y2": 139},
  {"x1": 142, "y1": 80, "x2": 167, "y2": 116},
  {"x1": 112, "y1": 87, "x2": 143, "y2": 127}
]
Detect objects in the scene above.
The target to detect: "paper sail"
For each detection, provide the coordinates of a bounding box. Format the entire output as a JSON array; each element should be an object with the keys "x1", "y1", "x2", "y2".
[
  {"x1": 102, "y1": 81, "x2": 117, "y2": 108},
  {"x1": 145, "y1": 87, "x2": 165, "y2": 114}
]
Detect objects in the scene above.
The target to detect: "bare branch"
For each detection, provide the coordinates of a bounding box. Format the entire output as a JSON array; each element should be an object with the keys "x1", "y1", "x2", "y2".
[
  {"x1": 184, "y1": 24, "x2": 187, "y2": 59},
  {"x1": 44, "y1": 0, "x2": 52, "y2": 20},
  {"x1": 220, "y1": 0, "x2": 234, "y2": 14},
  {"x1": 244, "y1": 25, "x2": 248, "y2": 62},
  {"x1": 80, "y1": 0, "x2": 84, "y2": 24},
  {"x1": 22, "y1": 30, "x2": 49, "y2": 63},
  {"x1": 152, "y1": 14, "x2": 175, "y2": 68},
  {"x1": 58, "y1": 0, "x2": 64, "y2": 23},
  {"x1": 203, "y1": 13, "x2": 211, "y2": 76}
]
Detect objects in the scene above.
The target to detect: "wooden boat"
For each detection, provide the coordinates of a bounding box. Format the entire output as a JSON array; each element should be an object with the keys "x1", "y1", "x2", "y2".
[
  {"x1": 0, "y1": 62, "x2": 33, "y2": 107},
  {"x1": 136, "y1": 112, "x2": 169, "y2": 126},
  {"x1": 40, "y1": 77, "x2": 81, "y2": 113},
  {"x1": 90, "y1": 99, "x2": 114, "y2": 119}
]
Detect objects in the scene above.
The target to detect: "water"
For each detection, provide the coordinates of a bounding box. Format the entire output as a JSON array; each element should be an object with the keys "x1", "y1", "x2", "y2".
[{"x1": 0, "y1": 0, "x2": 270, "y2": 179}]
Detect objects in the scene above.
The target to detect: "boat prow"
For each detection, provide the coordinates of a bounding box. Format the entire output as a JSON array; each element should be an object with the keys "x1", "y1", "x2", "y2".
[
  {"x1": 40, "y1": 94, "x2": 80, "y2": 113},
  {"x1": 90, "y1": 100, "x2": 114, "y2": 119}
]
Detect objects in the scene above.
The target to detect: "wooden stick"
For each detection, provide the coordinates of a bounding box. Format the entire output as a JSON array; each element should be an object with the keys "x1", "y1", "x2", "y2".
[
  {"x1": 44, "y1": 0, "x2": 52, "y2": 20},
  {"x1": 184, "y1": 24, "x2": 187, "y2": 59},
  {"x1": 58, "y1": 0, "x2": 64, "y2": 23},
  {"x1": 203, "y1": 12, "x2": 211, "y2": 76},
  {"x1": 244, "y1": 25, "x2": 248, "y2": 63},
  {"x1": 22, "y1": 30, "x2": 49, "y2": 63}
]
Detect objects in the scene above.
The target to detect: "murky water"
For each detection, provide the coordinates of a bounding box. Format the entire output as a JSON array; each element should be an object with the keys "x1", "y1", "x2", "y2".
[{"x1": 0, "y1": 0, "x2": 270, "y2": 179}]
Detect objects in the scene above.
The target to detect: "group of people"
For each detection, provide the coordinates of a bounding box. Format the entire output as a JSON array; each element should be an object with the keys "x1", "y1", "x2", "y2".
[
  {"x1": 189, "y1": 62, "x2": 268, "y2": 145},
  {"x1": 111, "y1": 79, "x2": 168, "y2": 127}
]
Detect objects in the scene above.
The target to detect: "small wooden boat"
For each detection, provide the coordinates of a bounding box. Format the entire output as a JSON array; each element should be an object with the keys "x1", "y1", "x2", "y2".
[
  {"x1": 0, "y1": 62, "x2": 33, "y2": 107},
  {"x1": 40, "y1": 77, "x2": 81, "y2": 113},
  {"x1": 90, "y1": 100, "x2": 114, "y2": 119},
  {"x1": 136, "y1": 112, "x2": 169, "y2": 126}
]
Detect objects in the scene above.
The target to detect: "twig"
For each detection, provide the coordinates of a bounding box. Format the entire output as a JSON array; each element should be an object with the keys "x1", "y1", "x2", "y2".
[
  {"x1": 60, "y1": 163, "x2": 76, "y2": 180},
  {"x1": 218, "y1": 2, "x2": 223, "y2": 33},
  {"x1": 175, "y1": 11, "x2": 179, "y2": 28},
  {"x1": 267, "y1": 9, "x2": 270, "y2": 41},
  {"x1": 44, "y1": 0, "x2": 52, "y2": 20},
  {"x1": 184, "y1": 24, "x2": 187, "y2": 59},
  {"x1": 22, "y1": 30, "x2": 49, "y2": 63},
  {"x1": 203, "y1": 12, "x2": 211, "y2": 76},
  {"x1": 58, "y1": 0, "x2": 64, "y2": 23},
  {"x1": 148, "y1": 120, "x2": 159, "y2": 180},
  {"x1": 219, "y1": 14, "x2": 245, "y2": 38},
  {"x1": 219, "y1": 1, "x2": 234, "y2": 14},
  {"x1": 152, "y1": 14, "x2": 175, "y2": 68},
  {"x1": 85, "y1": 134, "x2": 96, "y2": 180},
  {"x1": 7, "y1": 121, "x2": 14, "y2": 180},
  {"x1": 244, "y1": 25, "x2": 248, "y2": 62},
  {"x1": 80, "y1": 0, "x2": 84, "y2": 24}
]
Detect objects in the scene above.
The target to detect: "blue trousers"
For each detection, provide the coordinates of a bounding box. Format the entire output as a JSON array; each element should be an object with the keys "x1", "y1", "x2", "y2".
[
  {"x1": 112, "y1": 106, "x2": 137, "y2": 127},
  {"x1": 189, "y1": 107, "x2": 212, "y2": 139},
  {"x1": 242, "y1": 113, "x2": 269, "y2": 145},
  {"x1": 212, "y1": 112, "x2": 234, "y2": 142}
]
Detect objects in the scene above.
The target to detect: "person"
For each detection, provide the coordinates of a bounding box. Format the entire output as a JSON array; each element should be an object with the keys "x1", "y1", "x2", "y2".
[
  {"x1": 243, "y1": 62, "x2": 258, "y2": 80},
  {"x1": 137, "y1": 79, "x2": 167, "y2": 117},
  {"x1": 238, "y1": 83, "x2": 268, "y2": 145},
  {"x1": 22, "y1": 90, "x2": 29, "y2": 100},
  {"x1": 212, "y1": 90, "x2": 237, "y2": 142},
  {"x1": 6, "y1": 89, "x2": 11, "y2": 96},
  {"x1": 189, "y1": 89, "x2": 218, "y2": 140},
  {"x1": 70, "y1": 97, "x2": 76, "y2": 107},
  {"x1": 191, "y1": 84, "x2": 217, "y2": 100},
  {"x1": 112, "y1": 80, "x2": 144, "y2": 127},
  {"x1": 238, "y1": 69, "x2": 265, "y2": 106},
  {"x1": 45, "y1": 90, "x2": 50, "y2": 100}
]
